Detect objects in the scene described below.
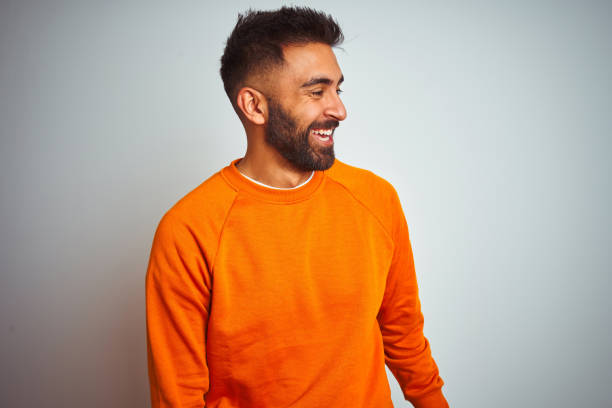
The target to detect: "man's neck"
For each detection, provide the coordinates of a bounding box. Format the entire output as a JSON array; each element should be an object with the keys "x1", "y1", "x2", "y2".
[{"x1": 235, "y1": 150, "x2": 314, "y2": 189}]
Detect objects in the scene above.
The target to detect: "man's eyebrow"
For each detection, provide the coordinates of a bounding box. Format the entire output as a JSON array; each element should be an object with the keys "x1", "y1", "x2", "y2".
[{"x1": 301, "y1": 75, "x2": 345, "y2": 88}]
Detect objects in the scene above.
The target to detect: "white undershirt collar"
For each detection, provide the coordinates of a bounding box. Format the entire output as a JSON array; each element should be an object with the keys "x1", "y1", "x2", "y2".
[{"x1": 238, "y1": 170, "x2": 315, "y2": 190}]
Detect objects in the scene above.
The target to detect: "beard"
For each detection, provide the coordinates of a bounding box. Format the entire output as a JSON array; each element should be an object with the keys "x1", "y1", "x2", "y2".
[{"x1": 264, "y1": 98, "x2": 338, "y2": 172}]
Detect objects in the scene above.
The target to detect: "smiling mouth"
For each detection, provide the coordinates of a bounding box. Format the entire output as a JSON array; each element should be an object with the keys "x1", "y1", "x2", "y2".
[{"x1": 311, "y1": 128, "x2": 334, "y2": 144}]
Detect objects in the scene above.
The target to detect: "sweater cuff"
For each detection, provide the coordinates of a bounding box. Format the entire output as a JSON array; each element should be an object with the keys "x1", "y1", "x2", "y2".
[{"x1": 409, "y1": 389, "x2": 449, "y2": 408}]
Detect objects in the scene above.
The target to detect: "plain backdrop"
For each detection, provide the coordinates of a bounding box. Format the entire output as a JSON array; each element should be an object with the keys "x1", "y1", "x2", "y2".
[{"x1": 1, "y1": 1, "x2": 611, "y2": 407}]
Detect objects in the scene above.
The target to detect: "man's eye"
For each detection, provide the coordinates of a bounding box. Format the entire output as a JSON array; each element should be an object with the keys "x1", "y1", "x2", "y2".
[
  {"x1": 336, "y1": 88, "x2": 343, "y2": 95},
  {"x1": 311, "y1": 90, "x2": 324, "y2": 97}
]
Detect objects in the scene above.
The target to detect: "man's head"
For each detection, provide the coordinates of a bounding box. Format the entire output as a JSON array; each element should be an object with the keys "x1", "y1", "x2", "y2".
[{"x1": 220, "y1": 7, "x2": 347, "y2": 171}]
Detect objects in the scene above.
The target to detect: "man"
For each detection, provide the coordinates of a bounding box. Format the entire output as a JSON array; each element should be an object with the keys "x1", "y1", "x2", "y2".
[{"x1": 146, "y1": 6, "x2": 448, "y2": 408}]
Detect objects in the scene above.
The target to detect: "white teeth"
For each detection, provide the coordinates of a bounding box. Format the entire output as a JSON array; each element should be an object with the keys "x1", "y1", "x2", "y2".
[
  {"x1": 312, "y1": 129, "x2": 333, "y2": 136},
  {"x1": 318, "y1": 136, "x2": 330, "y2": 141}
]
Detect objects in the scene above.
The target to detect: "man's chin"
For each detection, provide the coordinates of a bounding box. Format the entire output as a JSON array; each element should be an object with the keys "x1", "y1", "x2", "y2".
[
  {"x1": 309, "y1": 151, "x2": 335, "y2": 171},
  {"x1": 287, "y1": 151, "x2": 334, "y2": 172}
]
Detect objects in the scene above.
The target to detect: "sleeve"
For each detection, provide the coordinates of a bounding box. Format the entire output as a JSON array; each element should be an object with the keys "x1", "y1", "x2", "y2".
[
  {"x1": 376, "y1": 188, "x2": 449, "y2": 408},
  {"x1": 146, "y1": 212, "x2": 212, "y2": 407}
]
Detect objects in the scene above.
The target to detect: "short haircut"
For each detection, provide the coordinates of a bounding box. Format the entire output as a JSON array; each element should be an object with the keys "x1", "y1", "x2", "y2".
[{"x1": 220, "y1": 6, "x2": 344, "y2": 107}]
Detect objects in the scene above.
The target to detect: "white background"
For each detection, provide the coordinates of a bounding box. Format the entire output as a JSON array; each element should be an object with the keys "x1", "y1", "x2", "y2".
[{"x1": 1, "y1": 1, "x2": 610, "y2": 407}]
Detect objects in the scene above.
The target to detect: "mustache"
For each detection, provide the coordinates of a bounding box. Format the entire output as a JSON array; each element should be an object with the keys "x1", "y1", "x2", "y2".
[{"x1": 308, "y1": 120, "x2": 339, "y2": 131}]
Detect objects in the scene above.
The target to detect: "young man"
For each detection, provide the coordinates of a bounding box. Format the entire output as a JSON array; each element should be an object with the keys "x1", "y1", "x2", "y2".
[{"x1": 146, "y1": 7, "x2": 449, "y2": 408}]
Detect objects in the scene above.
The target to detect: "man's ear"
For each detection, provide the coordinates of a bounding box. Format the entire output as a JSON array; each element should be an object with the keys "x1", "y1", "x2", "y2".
[{"x1": 236, "y1": 87, "x2": 267, "y2": 126}]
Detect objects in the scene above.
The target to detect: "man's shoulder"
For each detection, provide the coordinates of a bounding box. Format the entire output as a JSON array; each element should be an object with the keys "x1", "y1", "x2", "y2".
[
  {"x1": 325, "y1": 158, "x2": 398, "y2": 199},
  {"x1": 164, "y1": 169, "x2": 237, "y2": 225},
  {"x1": 151, "y1": 169, "x2": 237, "y2": 267},
  {"x1": 325, "y1": 159, "x2": 402, "y2": 234}
]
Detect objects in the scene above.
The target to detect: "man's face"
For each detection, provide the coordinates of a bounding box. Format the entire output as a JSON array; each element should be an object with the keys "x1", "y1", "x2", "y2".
[{"x1": 264, "y1": 42, "x2": 347, "y2": 172}]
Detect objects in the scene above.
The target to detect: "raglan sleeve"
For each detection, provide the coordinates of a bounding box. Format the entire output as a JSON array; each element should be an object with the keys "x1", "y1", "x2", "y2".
[
  {"x1": 376, "y1": 187, "x2": 449, "y2": 408},
  {"x1": 146, "y1": 212, "x2": 212, "y2": 407}
]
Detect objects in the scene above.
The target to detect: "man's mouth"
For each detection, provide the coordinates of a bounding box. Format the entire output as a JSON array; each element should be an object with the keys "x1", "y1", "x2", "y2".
[{"x1": 311, "y1": 128, "x2": 334, "y2": 144}]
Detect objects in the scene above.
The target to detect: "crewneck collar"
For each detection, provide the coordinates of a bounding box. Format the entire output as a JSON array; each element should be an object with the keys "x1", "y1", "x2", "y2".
[
  {"x1": 221, "y1": 158, "x2": 326, "y2": 203},
  {"x1": 239, "y1": 168, "x2": 315, "y2": 190}
]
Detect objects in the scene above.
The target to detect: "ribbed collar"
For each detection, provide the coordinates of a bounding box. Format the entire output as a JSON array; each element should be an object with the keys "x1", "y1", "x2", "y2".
[{"x1": 220, "y1": 158, "x2": 327, "y2": 203}]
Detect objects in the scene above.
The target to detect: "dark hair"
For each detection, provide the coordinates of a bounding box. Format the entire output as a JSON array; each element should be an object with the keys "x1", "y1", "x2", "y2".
[{"x1": 220, "y1": 6, "x2": 344, "y2": 106}]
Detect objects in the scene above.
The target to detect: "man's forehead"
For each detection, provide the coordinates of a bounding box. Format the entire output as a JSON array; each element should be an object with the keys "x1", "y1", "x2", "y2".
[{"x1": 281, "y1": 43, "x2": 343, "y2": 85}]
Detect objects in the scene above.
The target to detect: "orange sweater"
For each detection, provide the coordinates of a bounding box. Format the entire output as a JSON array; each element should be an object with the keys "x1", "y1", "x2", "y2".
[{"x1": 146, "y1": 158, "x2": 448, "y2": 408}]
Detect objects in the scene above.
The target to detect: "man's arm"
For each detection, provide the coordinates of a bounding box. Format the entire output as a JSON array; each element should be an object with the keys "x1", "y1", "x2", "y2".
[
  {"x1": 376, "y1": 188, "x2": 449, "y2": 408},
  {"x1": 146, "y1": 212, "x2": 211, "y2": 407}
]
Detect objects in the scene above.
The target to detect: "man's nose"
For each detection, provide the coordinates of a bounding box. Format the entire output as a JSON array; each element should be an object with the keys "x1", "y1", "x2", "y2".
[{"x1": 325, "y1": 93, "x2": 347, "y2": 121}]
